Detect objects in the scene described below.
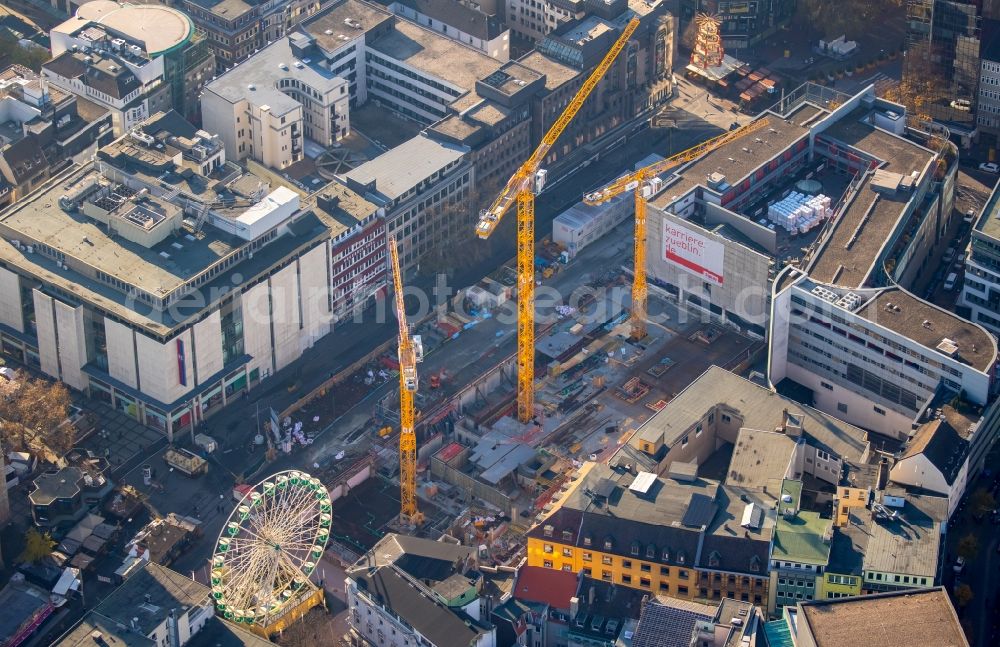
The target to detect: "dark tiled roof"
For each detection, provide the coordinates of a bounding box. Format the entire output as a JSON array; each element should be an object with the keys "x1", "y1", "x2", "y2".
[
  {"x1": 631, "y1": 597, "x2": 716, "y2": 647},
  {"x1": 900, "y1": 419, "x2": 969, "y2": 485},
  {"x1": 353, "y1": 566, "x2": 490, "y2": 647},
  {"x1": 529, "y1": 507, "x2": 703, "y2": 569},
  {"x1": 44, "y1": 51, "x2": 141, "y2": 100},
  {"x1": 0, "y1": 135, "x2": 48, "y2": 185},
  {"x1": 698, "y1": 533, "x2": 768, "y2": 577}
]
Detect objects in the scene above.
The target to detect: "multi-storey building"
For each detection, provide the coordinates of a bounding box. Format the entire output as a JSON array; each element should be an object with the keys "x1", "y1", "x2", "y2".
[
  {"x1": 339, "y1": 132, "x2": 472, "y2": 273},
  {"x1": 771, "y1": 587, "x2": 968, "y2": 647},
  {"x1": 526, "y1": 461, "x2": 774, "y2": 609},
  {"x1": 298, "y1": 0, "x2": 503, "y2": 124},
  {"x1": 505, "y1": 0, "x2": 587, "y2": 43},
  {"x1": 176, "y1": 0, "x2": 324, "y2": 72},
  {"x1": 976, "y1": 20, "x2": 1000, "y2": 142},
  {"x1": 768, "y1": 479, "x2": 832, "y2": 610},
  {"x1": 905, "y1": 0, "x2": 982, "y2": 144},
  {"x1": 0, "y1": 65, "x2": 113, "y2": 210},
  {"x1": 41, "y1": 38, "x2": 172, "y2": 137},
  {"x1": 379, "y1": 0, "x2": 511, "y2": 61},
  {"x1": 201, "y1": 38, "x2": 350, "y2": 170},
  {"x1": 677, "y1": 0, "x2": 794, "y2": 52},
  {"x1": 53, "y1": 563, "x2": 213, "y2": 647},
  {"x1": 50, "y1": 2, "x2": 216, "y2": 125},
  {"x1": 0, "y1": 115, "x2": 385, "y2": 437},
  {"x1": 645, "y1": 85, "x2": 949, "y2": 337},
  {"x1": 311, "y1": 184, "x2": 387, "y2": 323},
  {"x1": 346, "y1": 534, "x2": 495, "y2": 647},
  {"x1": 769, "y1": 271, "x2": 997, "y2": 442},
  {"x1": 961, "y1": 178, "x2": 1000, "y2": 334}
]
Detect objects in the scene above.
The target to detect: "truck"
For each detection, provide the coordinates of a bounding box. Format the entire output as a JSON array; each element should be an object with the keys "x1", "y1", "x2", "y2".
[{"x1": 164, "y1": 448, "x2": 208, "y2": 477}]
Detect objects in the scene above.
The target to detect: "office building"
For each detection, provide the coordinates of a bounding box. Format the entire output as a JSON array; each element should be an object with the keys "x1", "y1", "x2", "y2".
[
  {"x1": 346, "y1": 534, "x2": 495, "y2": 647},
  {"x1": 525, "y1": 460, "x2": 775, "y2": 608},
  {"x1": 379, "y1": 0, "x2": 511, "y2": 61},
  {"x1": 176, "y1": 0, "x2": 324, "y2": 72},
  {"x1": 769, "y1": 270, "x2": 997, "y2": 442},
  {"x1": 961, "y1": 178, "x2": 1000, "y2": 334},
  {"x1": 677, "y1": 0, "x2": 795, "y2": 52},
  {"x1": 50, "y1": 2, "x2": 216, "y2": 125},
  {"x1": 201, "y1": 38, "x2": 350, "y2": 170},
  {"x1": 41, "y1": 37, "x2": 172, "y2": 137},
  {"x1": 645, "y1": 85, "x2": 949, "y2": 337},
  {"x1": 904, "y1": 0, "x2": 981, "y2": 144},
  {"x1": 768, "y1": 587, "x2": 967, "y2": 647},
  {"x1": 339, "y1": 132, "x2": 472, "y2": 273},
  {"x1": 0, "y1": 116, "x2": 345, "y2": 437},
  {"x1": 768, "y1": 479, "x2": 832, "y2": 610},
  {"x1": 505, "y1": 0, "x2": 587, "y2": 43}
]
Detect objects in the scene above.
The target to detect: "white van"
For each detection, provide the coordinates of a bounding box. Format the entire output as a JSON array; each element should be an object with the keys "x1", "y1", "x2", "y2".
[{"x1": 943, "y1": 272, "x2": 958, "y2": 291}]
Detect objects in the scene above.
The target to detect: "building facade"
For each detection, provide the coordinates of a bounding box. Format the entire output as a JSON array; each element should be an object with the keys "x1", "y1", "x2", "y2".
[
  {"x1": 769, "y1": 270, "x2": 997, "y2": 441},
  {"x1": 905, "y1": 0, "x2": 982, "y2": 142},
  {"x1": 0, "y1": 115, "x2": 386, "y2": 437},
  {"x1": 383, "y1": 0, "x2": 511, "y2": 61},
  {"x1": 961, "y1": 178, "x2": 1000, "y2": 333},
  {"x1": 177, "y1": 0, "x2": 324, "y2": 72},
  {"x1": 41, "y1": 45, "x2": 172, "y2": 137},
  {"x1": 202, "y1": 38, "x2": 350, "y2": 170},
  {"x1": 50, "y1": 2, "x2": 216, "y2": 125},
  {"x1": 346, "y1": 534, "x2": 496, "y2": 647},
  {"x1": 678, "y1": 0, "x2": 795, "y2": 52},
  {"x1": 340, "y1": 132, "x2": 473, "y2": 273},
  {"x1": 505, "y1": 0, "x2": 586, "y2": 42}
]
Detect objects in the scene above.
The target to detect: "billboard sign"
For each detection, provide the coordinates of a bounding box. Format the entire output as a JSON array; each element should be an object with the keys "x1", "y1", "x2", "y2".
[{"x1": 663, "y1": 221, "x2": 725, "y2": 285}]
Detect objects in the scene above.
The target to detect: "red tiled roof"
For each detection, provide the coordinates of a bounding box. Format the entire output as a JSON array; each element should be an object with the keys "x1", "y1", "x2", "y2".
[{"x1": 514, "y1": 566, "x2": 578, "y2": 610}]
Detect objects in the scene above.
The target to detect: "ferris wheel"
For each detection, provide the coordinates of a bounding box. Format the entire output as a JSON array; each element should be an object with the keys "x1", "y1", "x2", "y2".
[{"x1": 211, "y1": 470, "x2": 332, "y2": 628}]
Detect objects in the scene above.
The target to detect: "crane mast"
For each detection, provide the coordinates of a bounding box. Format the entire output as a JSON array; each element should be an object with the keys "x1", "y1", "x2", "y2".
[
  {"x1": 389, "y1": 236, "x2": 424, "y2": 525},
  {"x1": 583, "y1": 119, "x2": 770, "y2": 339},
  {"x1": 475, "y1": 16, "x2": 641, "y2": 423}
]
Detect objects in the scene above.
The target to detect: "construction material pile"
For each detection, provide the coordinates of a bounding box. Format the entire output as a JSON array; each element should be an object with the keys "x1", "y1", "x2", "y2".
[{"x1": 768, "y1": 192, "x2": 832, "y2": 233}]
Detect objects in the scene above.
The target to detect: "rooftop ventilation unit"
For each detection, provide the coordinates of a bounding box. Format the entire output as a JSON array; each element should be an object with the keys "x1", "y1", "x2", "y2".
[
  {"x1": 810, "y1": 286, "x2": 838, "y2": 302},
  {"x1": 835, "y1": 292, "x2": 863, "y2": 310}
]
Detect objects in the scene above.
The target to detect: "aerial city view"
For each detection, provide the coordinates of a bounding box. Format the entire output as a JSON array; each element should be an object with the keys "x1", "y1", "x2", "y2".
[{"x1": 0, "y1": 0, "x2": 999, "y2": 645}]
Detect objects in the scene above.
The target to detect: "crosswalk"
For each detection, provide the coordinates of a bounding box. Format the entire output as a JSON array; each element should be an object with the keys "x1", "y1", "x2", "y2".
[{"x1": 859, "y1": 72, "x2": 898, "y2": 97}]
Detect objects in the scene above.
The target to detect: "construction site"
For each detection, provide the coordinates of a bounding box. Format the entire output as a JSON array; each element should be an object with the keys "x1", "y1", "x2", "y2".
[{"x1": 268, "y1": 19, "x2": 772, "y2": 572}]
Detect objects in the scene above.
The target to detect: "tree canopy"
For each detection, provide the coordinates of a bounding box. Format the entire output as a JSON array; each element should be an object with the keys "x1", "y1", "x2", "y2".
[{"x1": 0, "y1": 371, "x2": 76, "y2": 460}]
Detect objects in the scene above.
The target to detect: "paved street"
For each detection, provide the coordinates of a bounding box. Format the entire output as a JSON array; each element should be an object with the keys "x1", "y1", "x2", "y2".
[{"x1": 943, "y1": 443, "x2": 1000, "y2": 646}]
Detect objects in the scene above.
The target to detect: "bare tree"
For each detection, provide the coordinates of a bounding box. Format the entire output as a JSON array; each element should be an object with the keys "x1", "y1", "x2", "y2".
[{"x1": 0, "y1": 372, "x2": 75, "y2": 460}]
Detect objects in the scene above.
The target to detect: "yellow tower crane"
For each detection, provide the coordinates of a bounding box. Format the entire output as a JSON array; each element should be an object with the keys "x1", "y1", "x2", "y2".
[
  {"x1": 583, "y1": 118, "x2": 770, "y2": 339},
  {"x1": 476, "y1": 16, "x2": 640, "y2": 423},
  {"x1": 389, "y1": 235, "x2": 424, "y2": 526}
]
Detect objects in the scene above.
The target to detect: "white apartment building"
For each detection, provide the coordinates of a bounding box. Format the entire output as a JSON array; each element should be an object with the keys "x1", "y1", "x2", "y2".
[
  {"x1": 42, "y1": 46, "x2": 170, "y2": 136},
  {"x1": 201, "y1": 38, "x2": 350, "y2": 170},
  {"x1": 347, "y1": 534, "x2": 495, "y2": 647},
  {"x1": 53, "y1": 563, "x2": 213, "y2": 647},
  {"x1": 769, "y1": 269, "x2": 997, "y2": 441}
]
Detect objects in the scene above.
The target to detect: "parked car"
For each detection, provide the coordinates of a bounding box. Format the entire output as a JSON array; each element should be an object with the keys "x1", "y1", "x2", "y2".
[
  {"x1": 954, "y1": 556, "x2": 966, "y2": 573},
  {"x1": 943, "y1": 272, "x2": 958, "y2": 291},
  {"x1": 980, "y1": 162, "x2": 1000, "y2": 173}
]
